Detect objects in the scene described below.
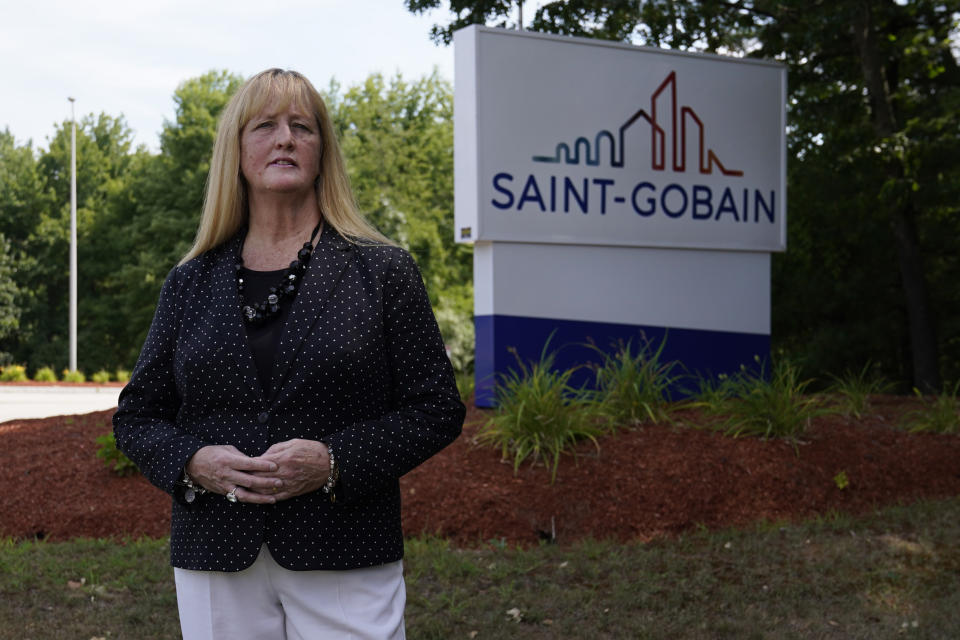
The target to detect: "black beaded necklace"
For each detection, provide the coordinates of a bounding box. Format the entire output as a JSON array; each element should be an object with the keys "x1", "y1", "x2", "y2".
[{"x1": 236, "y1": 220, "x2": 323, "y2": 325}]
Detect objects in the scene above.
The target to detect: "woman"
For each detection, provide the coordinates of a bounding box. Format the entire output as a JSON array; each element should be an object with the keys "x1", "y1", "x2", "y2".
[{"x1": 113, "y1": 68, "x2": 465, "y2": 639}]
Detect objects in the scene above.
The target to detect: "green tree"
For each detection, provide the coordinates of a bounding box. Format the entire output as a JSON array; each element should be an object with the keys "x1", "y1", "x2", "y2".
[
  {"x1": 0, "y1": 116, "x2": 137, "y2": 372},
  {"x1": 0, "y1": 129, "x2": 49, "y2": 244},
  {"x1": 14, "y1": 114, "x2": 139, "y2": 372},
  {"x1": 137, "y1": 70, "x2": 244, "y2": 268},
  {"x1": 0, "y1": 130, "x2": 48, "y2": 364},
  {"x1": 405, "y1": 0, "x2": 517, "y2": 44},
  {"x1": 0, "y1": 233, "x2": 20, "y2": 363},
  {"x1": 405, "y1": 0, "x2": 653, "y2": 44},
  {"x1": 749, "y1": 1, "x2": 960, "y2": 390}
]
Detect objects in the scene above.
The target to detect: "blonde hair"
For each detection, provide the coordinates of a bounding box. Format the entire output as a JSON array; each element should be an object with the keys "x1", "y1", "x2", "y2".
[{"x1": 180, "y1": 68, "x2": 391, "y2": 264}]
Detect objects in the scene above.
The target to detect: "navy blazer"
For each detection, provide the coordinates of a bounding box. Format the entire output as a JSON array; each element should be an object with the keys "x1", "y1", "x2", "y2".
[{"x1": 113, "y1": 225, "x2": 465, "y2": 571}]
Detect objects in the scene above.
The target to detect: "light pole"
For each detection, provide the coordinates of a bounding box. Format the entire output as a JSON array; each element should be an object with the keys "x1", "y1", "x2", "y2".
[{"x1": 68, "y1": 97, "x2": 77, "y2": 373}]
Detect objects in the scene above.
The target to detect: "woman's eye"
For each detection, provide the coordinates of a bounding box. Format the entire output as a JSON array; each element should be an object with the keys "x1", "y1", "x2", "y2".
[
  {"x1": 293, "y1": 122, "x2": 311, "y2": 131},
  {"x1": 254, "y1": 121, "x2": 272, "y2": 130}
]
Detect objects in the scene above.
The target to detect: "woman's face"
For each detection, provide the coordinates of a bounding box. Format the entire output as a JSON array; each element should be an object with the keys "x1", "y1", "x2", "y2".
[{"x1": 240, "y1": 97, "x2": 322, "y2": 200}]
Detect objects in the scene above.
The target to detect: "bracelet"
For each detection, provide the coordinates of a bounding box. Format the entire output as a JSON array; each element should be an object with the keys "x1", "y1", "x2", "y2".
[
  {"x1": 179, "y1": 471, "x2": 208, "y2": 504},
  {"x1": 321, "y1": 444, "x2": 340, "y2": 502}
]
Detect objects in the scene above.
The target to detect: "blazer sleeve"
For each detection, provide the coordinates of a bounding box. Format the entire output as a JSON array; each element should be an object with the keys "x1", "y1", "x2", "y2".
[
  {"x1": 112, "y1": 266, "x2": 208, "y2": 496},
  {"x1": 323, "y1": 248, "x2": 465, "y2": 504}
]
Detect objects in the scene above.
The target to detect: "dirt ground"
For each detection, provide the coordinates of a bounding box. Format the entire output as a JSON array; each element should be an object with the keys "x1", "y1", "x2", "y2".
[{"x1": 2, "y1": 396, "x2": 958, "y2": 547}]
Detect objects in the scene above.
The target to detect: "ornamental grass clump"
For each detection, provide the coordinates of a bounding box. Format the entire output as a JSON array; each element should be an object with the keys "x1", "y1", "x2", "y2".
[
  {"x1": 693, "y1": 356, "x2": 827, "y2": 447},
  {"x1": 586, "y1": 336, "x2": 682, "y2": 427},
  {"x1": 477, "y1": 343, "x2": 604, "y2": 483},
  {"x1": 902, "y1": 381, "x2": 960, "y2": 435},
  {"x1": 826, "y1": 361, "x2": 893, "y2": 418}
]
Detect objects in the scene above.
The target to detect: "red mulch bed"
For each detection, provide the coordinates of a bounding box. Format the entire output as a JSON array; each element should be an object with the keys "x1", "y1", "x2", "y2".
[{"x1": 3, "y1": 396, "x2": 959, "y2": 547}]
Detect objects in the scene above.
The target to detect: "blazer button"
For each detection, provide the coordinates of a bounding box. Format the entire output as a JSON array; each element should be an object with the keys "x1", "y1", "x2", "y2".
[{"x1": 258, "y1": 411, "x2": 269, "y2": 424}]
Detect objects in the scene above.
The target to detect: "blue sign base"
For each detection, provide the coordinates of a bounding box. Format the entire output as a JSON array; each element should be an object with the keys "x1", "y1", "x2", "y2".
[{"x1": 474, "y1": 314, "x2": 770, "y2": 408}]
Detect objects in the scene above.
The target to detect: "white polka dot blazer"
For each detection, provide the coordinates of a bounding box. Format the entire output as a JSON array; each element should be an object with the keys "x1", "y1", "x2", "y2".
[{"x1": 113, "y1": 225, "x2": 465, "y2": 571}]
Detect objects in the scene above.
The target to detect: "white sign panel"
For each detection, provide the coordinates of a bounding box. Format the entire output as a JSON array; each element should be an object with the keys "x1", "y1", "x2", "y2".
[{"x1": 455, "y1": 26, "x2": 787, "y2": 251}]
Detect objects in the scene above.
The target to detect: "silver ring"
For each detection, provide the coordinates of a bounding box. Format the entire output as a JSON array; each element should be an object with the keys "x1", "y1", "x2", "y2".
[{"x1": 226, "y1": 488, "x2": 238, "y2": 503}]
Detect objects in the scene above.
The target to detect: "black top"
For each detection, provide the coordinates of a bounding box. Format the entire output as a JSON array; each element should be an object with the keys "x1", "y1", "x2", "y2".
[
  {"x1": 239, "y1": 267, "x2": 292, "y2": 392},
  {"x1": 113, "y1": 226, "x2": 465, "y2": 572}
]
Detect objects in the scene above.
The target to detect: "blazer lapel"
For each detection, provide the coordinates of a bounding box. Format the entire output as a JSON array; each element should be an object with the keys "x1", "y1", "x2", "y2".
[
  {"x1": 212, "y1": 232, "x2": 263, "y2": 398},
  {"x1": 267, "y1": 224, "x2": 354, "y2": 401}
]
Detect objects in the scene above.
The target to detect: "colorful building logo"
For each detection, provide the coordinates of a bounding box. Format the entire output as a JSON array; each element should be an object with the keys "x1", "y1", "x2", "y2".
[
  {"x1": 532, "y1": 71, "x2": 743, "y2": 176},
  {"x1": 489, "y1": 68, "x2": 771, "y2": 224}
]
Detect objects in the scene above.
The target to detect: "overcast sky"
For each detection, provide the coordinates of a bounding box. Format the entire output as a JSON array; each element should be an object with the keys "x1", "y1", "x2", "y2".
[{"x1": 1, "y1": 0, "x2": 464, "y2": 151}]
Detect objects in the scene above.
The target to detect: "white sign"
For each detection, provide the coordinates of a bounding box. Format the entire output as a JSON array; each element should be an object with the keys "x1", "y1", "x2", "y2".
[{"x1": 455, "y1": 26, "x2": 787, "y2": 252}]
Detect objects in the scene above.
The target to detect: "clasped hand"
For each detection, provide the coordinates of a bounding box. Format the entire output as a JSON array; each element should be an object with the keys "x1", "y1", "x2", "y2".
[{"x1": 185, "y1": 439, "x2": 331, "y2": 504}]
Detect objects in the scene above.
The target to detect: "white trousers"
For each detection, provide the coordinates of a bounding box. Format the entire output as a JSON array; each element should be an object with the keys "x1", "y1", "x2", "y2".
[{"x1": 174, "y1": 545, "x2": 405, "y2": 640}]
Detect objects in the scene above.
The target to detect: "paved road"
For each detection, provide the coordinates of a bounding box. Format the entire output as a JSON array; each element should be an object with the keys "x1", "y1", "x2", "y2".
[{"x1": 0, "y1": 385, "x2": 122, "y2": 423}]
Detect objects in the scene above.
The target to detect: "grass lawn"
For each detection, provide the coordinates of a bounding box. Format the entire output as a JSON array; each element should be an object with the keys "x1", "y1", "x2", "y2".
[{"x1": 2, "y1": 496, "x2": 958, "y2": 639}]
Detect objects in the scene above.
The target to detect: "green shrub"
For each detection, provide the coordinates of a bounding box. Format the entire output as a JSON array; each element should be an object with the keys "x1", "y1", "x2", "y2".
[
  {"x1": 455, "y1": 370, "x2": 475, "y2": 402},
  {"x1": 586, "y1": 336, "x2": 681, "y2": 427},
  {"x1": 903, "y1": 381, "x2": 959, "y2": 434},
  {"x1": 0, "y1": 364, "x2": 28, "y2": 382},
  {"x1": 62, "y1": 369, "x2": 86, "y2": 383},
  {"x1": 95, "y1": 432, "x2": 138, "y2": 476},
  {"x1": 32, "y1": 366, "x2": 57, "y2": 382},
  {"x1": 692, "y1": 356, "x2": 828, "y2": 447},
  {"x1": 434, "y1": 301, "x2": 475, "y2": 375},
  {"x1": 91, "y1": 370, "x2": 112, "y2": 384},
  {"x1": 114, "y1": 368, "x2": 131, "y2": 383},
  {"x1": 826, "y1": 362, "x2": 893, "y2": 418},
  {"x1": 477, "y1": 341, "x2": 604, "y2": 483}
]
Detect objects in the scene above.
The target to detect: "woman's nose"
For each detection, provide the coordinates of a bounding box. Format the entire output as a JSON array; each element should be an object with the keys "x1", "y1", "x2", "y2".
[{"x1": 275, "y1": 123, "x2": 294, "y2": 147}]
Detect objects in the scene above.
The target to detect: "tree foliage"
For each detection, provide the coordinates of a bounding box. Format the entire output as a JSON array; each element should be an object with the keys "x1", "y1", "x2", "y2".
[
  {"x1": 0, "y1": 115, "x2": 138, "y2": 371},
  {"x1": 405, "y1": 0, "x2": 960, "y2": 390},
  {"x1": 0, "y1": 130, "x2": 44, "y2": 363},
  {"x1": 0, "y1": 233, "x2": 20, "y2": 360},
  {"x1": 406, "y1": 0, "x2": 520, "y2": 44}
]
